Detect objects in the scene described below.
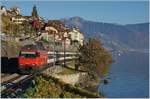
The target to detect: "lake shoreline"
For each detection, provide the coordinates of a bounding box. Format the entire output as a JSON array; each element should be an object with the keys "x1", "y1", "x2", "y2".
[{"x1": 98, "y1": 52, "x2": 149, "y2": 98}]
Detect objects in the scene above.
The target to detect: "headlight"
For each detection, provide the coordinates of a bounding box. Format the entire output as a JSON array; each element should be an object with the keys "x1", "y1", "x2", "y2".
[{"x1": 31, "y1": 64, "x2": 36, "y2": 66}]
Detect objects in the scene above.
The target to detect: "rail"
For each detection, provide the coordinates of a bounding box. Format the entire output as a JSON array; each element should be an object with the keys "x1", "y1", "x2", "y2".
[
  {"x1": 1, "y1": 73, "x2": 36, "y2": 98},
  {"x1": 1, "y1": 53, "x2": 77, "y2": 98}
]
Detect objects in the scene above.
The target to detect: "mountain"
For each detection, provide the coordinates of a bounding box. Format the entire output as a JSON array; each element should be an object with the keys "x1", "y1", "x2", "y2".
[{"x1": 62, "y1": 16, "x2": 149, "y2": 50}]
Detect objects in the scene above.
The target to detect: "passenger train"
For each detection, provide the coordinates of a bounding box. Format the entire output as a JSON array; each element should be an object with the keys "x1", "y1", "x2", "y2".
[{"x1": 18, "y1": 44, "x2": 77, "y2": 73}]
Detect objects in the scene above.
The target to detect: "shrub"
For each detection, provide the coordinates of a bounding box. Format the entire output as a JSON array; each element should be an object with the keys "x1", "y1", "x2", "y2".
[{"x1": 23, "y1": 75, "x2": 101, "y2": 98}]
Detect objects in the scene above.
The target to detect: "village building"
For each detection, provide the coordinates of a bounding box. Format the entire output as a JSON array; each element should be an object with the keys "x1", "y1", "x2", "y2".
[
  {"x1": 44, "y1": 26, "x2": 71, "y2": 47},
  {"x1": 11, "y1": 15, "x2": 27, "y2": 24},
  {"x1": 0, "y1": 6, "x2": 7, "y2": 15},
  {"x1": 68, "y1": 28, "x2": 84, "y2": 46},
  {"x1": 44, "y1": 20, "x2": 72, "y2": 46}
]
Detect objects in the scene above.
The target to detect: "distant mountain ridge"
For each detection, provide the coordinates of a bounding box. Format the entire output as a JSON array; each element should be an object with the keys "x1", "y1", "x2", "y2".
[{"x1": 62, "y1": 16, "x2": 149, "y2": 50}]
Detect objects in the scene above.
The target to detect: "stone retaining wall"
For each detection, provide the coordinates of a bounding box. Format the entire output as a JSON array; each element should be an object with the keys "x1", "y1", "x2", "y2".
[
  {"x1": 53, "y1": 73, "x2": 86, "y2": 85},
  {"x1": 53, "y1": 72, "x2": 87, "y2": 85},
  {"x1": 43, "y1": 66, "x2": 88, "y2": 85},
  {"x1": 1, "y1": 41, "x2": 21, "y2": 57}
]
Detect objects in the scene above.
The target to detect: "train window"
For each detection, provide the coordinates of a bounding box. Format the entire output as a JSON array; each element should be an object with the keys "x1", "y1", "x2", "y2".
[
  {"x1": 20, "y1": 53, "x2": 37, "y2": 58},
  {"x1": 20, "y1": 54, "x2": 37, "y2": 58},
  {"x1": 48, "y1": 54, "x2": 53, "y2": 59}
]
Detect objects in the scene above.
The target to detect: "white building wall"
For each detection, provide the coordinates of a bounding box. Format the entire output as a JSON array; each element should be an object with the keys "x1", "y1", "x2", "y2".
[
  {"x1": 69, "y1": 29, "x2": 84, "y2": 45},
  {"x1": 12, "y1": 17, "x2": 26, "y2": 24}
]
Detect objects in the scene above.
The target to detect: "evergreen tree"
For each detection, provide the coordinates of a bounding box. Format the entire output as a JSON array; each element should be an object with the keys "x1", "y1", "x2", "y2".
[{"x1": 32, "y1": 5, "x2": 38, "y2": 18}]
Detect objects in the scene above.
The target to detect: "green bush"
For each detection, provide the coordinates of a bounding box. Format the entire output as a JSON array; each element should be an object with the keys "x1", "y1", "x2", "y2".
[
  {"x1": 23, "y1": 76, "x2": 61, "y2": 98},
  {"x1": 23, "y1": 75, "x2": 101, "y2": 98}
]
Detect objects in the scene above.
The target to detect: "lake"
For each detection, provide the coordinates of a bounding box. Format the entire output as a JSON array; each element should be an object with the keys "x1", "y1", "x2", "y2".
[{"x1": 98, "y1": 52, "x2": 149, "y2": 98}]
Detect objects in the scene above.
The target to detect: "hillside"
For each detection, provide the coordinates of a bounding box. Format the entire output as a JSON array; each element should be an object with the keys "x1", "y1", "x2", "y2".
[{"x1": 62, "y1": 16, "x2": 149, "y2": 50}]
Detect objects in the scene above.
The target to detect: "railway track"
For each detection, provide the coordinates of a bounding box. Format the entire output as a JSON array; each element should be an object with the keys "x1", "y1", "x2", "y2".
[
  {"x1": 1, "y1": 64, "x2": 52, "y2": 98},
  {"x1": 1, "y1": 56, "x2": 76, "y2": 98},
  {"x1": 1, "y1": 73, "x2": 22, "y2": 84},
  {"x1": 1, "y1": 74, "x2": 36, "y2": 98}
]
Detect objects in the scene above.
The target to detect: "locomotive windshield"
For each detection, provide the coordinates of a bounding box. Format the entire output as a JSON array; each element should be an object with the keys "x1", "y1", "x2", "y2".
[{"x1": 20, "y1": 52, "x2": 38, "y2": 58}]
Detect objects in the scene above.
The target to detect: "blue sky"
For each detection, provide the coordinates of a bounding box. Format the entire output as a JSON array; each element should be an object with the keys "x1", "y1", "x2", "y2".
[{"x1": 1, "y1": 1, "x2": 149, "y2": 24}]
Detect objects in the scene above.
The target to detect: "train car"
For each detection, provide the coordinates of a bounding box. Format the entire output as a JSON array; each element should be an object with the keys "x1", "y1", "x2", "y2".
[
  {"x1": 47, "y1": 51, "x2": 78, "y2": 64},
  {"x1": 18, "y1": 49, "x2": 48, "y2": 73}
]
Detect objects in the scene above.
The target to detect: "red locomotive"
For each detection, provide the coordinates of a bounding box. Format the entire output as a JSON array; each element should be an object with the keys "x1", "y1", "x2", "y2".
[
  {"x1": 18, "y1": 44, "x2": 48, "y2": 73},
  {"x1": 18, "y1": 43, "x2": 77, "y2": 74}
]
